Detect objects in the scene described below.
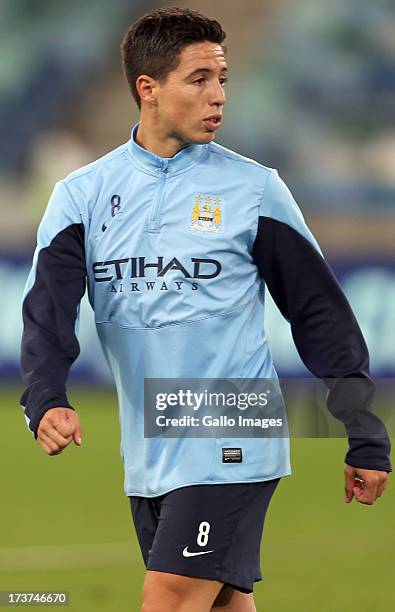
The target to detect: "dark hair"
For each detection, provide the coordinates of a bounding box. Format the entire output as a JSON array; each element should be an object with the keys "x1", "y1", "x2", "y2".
[{"x1": 121, "y1": 6, "x2": 226, "y2": 108}]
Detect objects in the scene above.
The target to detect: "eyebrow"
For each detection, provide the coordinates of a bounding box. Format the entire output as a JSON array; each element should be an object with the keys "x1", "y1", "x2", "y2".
[{"x1": 186, "y1": 67, "x2": 228, "y2": 79}]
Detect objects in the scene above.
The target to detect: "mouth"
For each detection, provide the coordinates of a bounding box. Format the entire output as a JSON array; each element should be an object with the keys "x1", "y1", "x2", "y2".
[{"x1": 203, "y1": 115, "x2": 222, "y2": 131}]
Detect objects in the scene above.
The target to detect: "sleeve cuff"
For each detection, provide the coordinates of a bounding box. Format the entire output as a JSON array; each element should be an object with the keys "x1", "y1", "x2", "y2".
[
  {"x1": 345, "y1": 438, "x2": 392, "y2": 472},
  {"x1": 20, "y1": 385, "x2": 74, "y2": 438}
]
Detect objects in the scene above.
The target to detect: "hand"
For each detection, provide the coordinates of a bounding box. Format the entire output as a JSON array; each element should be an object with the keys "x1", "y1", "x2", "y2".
[
  {"x1": 344, "y1": 463, "x2": 388, "y2": 505},
  {"x1": 37, "y1": 407, "x2": 82, "y2": 456}
]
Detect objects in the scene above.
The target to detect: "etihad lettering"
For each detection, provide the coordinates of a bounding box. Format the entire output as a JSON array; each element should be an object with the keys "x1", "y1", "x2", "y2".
[{"x1": 93, "y1": 257, "x2": 222, "y2": 282}]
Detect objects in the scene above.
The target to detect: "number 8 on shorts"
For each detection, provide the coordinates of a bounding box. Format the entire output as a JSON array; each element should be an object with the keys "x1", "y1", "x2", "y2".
[{"x1": 197, "y1": 521, "x2": 211, "y2": 547}]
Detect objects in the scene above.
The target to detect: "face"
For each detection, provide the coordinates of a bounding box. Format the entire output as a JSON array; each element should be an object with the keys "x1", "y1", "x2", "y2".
[{"x1": 141, "y1": 41, "x2": 228, "y2": 146}]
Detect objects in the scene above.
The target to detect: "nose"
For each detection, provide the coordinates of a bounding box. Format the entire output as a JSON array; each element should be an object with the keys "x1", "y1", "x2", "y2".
[{"x1": 210, "y1": 79, "x2": 226, "y2": 108}]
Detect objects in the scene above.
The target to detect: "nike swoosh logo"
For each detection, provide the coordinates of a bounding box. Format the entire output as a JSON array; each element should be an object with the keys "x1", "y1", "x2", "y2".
[{"x1": 182, "y1": 547, "x2": 214, "y2": 558}]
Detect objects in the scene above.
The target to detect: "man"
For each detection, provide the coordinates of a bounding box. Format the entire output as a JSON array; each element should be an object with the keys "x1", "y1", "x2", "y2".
[{"x1": 20, "y1": 7, "x2": 391, "y2": 612}]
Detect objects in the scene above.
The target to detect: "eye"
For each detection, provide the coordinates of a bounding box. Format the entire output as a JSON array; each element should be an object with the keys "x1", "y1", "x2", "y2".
[
  {"x1": 219, "y1": 77, "x2": 228, "y2": 86},
  {"x1": 193, "y1": 77, "x2": 206, "y2": 85}
]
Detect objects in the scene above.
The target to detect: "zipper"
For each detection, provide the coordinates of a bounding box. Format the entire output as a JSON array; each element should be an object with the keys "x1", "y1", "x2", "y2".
[{"x1": 147, "y1": 160, "x2": 169, "y2": 232}]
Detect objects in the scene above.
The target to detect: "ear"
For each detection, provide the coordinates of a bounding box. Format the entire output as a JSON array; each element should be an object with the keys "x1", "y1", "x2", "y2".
[{"x1": 136, "y1": 74, "x2": 158, "y2": 106}]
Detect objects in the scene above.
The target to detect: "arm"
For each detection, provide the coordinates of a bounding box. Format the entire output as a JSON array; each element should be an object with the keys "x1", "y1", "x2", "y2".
[
  {"x1": 252, "y1": 170, "x2": 391, "y2": 502},
  {"x1": 20, "y1": 181, "x2": 86, "y2": 451}
]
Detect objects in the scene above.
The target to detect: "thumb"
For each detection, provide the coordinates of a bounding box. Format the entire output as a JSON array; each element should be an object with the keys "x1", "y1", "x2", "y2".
[
  {"x1": 72, "y1": 424, "x2": 82, "y2": 446},
  {"x1": 344, "y1": 466, "x2": 355, "y2": 503}
]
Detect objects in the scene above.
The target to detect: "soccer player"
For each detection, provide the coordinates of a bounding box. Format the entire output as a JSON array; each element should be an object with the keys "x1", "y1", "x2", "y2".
[{"x1": 20, "y1": 7, "x2": 391, "y2": 612}]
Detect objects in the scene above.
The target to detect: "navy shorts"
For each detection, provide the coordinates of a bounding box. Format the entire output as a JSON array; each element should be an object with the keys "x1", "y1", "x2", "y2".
[{"x1": 129, "y1": 478, "x2": 280, "y2": 594}]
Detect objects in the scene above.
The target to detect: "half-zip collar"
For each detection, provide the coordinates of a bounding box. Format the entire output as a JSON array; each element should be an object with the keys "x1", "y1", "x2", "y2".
[{"x1": 127, "y1": 123, "x2": 207, "y2": 176}]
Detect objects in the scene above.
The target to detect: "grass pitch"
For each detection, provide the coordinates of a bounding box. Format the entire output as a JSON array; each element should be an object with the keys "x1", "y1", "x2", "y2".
[{"x1": 0, "y1": 387, "x2": 393, "y2": 611}]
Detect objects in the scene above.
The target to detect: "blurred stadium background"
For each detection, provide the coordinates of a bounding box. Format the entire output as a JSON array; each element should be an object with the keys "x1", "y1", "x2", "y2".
[{"x1": 0, "y1": 1, "x2": 394, "y2": 610}]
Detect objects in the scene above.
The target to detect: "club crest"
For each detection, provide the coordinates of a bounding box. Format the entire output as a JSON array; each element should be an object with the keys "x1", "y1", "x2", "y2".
[{"x1": 189, "y1": 195, "x2": 223, "y2": 233}]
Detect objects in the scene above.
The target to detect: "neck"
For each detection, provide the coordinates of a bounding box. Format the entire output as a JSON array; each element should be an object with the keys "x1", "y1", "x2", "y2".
[{"x1": 136, "y1": 114, "x2": 190, "y2": 159}]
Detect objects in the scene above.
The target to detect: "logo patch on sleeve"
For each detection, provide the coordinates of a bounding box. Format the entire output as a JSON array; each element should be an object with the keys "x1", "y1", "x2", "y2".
[{"x1": 222, "y1": 448, "x2": 243, "y2": 463}]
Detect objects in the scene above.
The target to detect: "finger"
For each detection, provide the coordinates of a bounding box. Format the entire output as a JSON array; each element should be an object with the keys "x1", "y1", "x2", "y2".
[
  {"x1": 354, "y1": 481, "x2": 378, "y2": 505},
  {"x1": 50, "y1": 417, "x2": 75, "y2": 438},
  {"x1": 38, "y1": 431, "x2": 63, "y2": 456},
  {"x1": 344, "y1": 468, "x2": 356, "y2": 503},
  {"x1": 37, "y1": 438, "x2": 53, "y2": 455},
  {"x1": 377, "y1": 478, "x2": 388, "y2": 498},
  {"x1": 45, "y1": 425, "x2": 73, "y2": 448},
  {"x1": 46, "y1": 413, "x2": 82, "y2": 447},
  {"x1": 38, "y1": 419, "x2": 72, "y2": 442}
]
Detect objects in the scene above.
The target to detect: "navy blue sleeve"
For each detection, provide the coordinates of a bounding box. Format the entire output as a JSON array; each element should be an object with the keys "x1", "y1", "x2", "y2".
[
  {"x1": 253, "y1": 171, "x2": 391, "y2": 472},
  {"x1": 20, "y1": 182, "x2": 86, "y2": 438}
]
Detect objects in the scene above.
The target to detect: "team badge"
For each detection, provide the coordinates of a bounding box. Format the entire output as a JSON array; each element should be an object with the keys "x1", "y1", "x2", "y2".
[{"x1": 189, "y1": 195, "x2": 223, "y2": 233}]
